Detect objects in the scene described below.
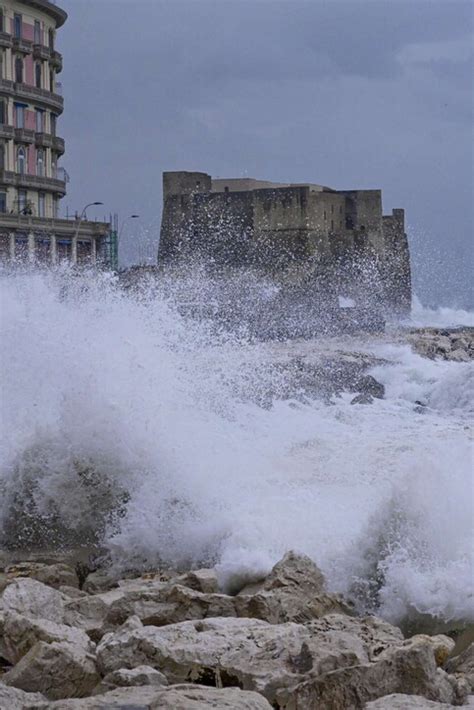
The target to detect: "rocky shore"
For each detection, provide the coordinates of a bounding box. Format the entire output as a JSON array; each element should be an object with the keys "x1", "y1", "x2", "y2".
[{"x1": 0, "y1": 552, "x2": 473, "y2": 709}]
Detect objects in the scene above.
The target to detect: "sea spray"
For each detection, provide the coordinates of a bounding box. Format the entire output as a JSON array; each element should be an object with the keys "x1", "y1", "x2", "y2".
[{"x1": 0, "y1": 267, "x2": 472, "y2": 625}]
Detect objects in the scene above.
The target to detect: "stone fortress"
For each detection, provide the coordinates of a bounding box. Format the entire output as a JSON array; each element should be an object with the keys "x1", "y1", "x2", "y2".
[{"x1": 158, "y1": 171, "x2": 412, "y2": 331}]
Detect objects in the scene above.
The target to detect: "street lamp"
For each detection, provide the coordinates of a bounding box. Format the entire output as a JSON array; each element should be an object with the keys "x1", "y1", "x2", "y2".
[{"x1": 72, "y1": 201, "x2": 104, "y2": 264}]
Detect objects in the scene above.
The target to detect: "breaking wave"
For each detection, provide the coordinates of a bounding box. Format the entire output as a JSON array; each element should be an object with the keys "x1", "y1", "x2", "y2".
[{"x1": 0, "y1": 267, "x2": 472, "y2": 625}]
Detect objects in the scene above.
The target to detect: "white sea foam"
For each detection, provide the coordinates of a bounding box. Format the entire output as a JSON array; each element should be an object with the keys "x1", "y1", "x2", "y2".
[{"x1": 0, "y1": 268, "x2": 472, "y2": 624}]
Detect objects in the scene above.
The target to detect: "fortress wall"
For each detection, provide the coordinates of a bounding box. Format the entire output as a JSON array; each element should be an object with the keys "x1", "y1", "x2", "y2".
[
  {"x1": 252, "y1": 187, "x2": 310, "y2": 232},
  {"x1": 163, "y1": 171, "x2": 212, "y2": 198},
  {"x1": 382, "y1": 209, "x2": 412, "y2": 313},
  {"x1": 339, "y1": 190, "x2": 384, "y2": 253}
]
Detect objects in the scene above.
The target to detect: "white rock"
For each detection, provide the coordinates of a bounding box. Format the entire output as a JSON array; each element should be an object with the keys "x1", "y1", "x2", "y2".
[
  {"x1": 5, "y1": 562, "x2": 79, "y2": 589},
  {"x1": 0, "y1": 681, "x2": 46, "y2": 709},
  {"x1": 1, "y1": 578, "x2": 65, "y2": 623},
  {"x1": 365, "y1": 693, "x2": 470, "y2": 708},
  {"x1": 0, "y1": 611, "x2": 94, "y2": 664},
  {"x1": 2, "y1": 640, "x2": 100, "y2": 700},
  {"x1": 26, "y1": 684, "x2": 273, "y2": 708},
  {"x1": 93, "y1": 665, "x2": 168, "y2": 694},
  {"x1": 449, "y1": 348, "x2": 470, "y2": 362},
  {"x1": 446, "y1": 642, "x2": 474, "y2": 691}
]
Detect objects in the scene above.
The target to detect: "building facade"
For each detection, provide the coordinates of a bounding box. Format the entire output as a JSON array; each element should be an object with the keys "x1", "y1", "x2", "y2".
[
  {"x1": 0, "y1": 0, "x2": 110, "y2": 264},
  {"x1": 159, "y1": 171, "x2": 412, "y2": 315}
]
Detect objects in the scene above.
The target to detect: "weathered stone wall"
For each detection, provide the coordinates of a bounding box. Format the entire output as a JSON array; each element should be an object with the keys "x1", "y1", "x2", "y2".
[{"x1": 158, "y1": 171, "x2": 412, "y2": 316}]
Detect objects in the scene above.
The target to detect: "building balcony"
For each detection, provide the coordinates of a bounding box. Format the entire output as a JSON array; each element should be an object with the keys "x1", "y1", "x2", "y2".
[
  {"x1": 0, "y1": 169, "x2": 67, "y2": 195},
  {"x1": 52, "y1": 135, "x2": 65, "y2": 154},
  {"x1": 0, "y1": 169, "x2": 17, "y2": 186},
  {"x1": 33, "y1": 44, "x2": 51, "y2": 61},
  {"x1": 16, "y1": 172, "x2": 67, "y2": 195},
  {"x1": 0, "y1": 81, "x2": 64, "y2": 114},
  {"x1": 0, "y1": 124, "x2": 15, "y2": 139},
  {"x1": 0, "y1": 32, "x2": 13, "y2": 49},
  {"x1": 50, "y1": 51, "x2": 63, "y2": 73},
  {"x1": 14, "y1": 128, "x2": 35, "y2": 144},
  {"x1": 12, "y1": 37, "x2": 33, "y2": 54},
  {"x1": 35, "y1": 132, "x2": 53, "y2": 148}
]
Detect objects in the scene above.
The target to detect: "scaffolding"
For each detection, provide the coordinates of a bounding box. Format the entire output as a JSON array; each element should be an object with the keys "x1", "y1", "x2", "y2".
[{"x1": 102, "y1": 213, "x2": 118, "y2": 270}]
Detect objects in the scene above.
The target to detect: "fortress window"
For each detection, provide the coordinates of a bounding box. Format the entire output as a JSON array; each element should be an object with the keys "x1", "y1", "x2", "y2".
[
  {"x1": 331, "y1": 204, "x2": 334, "y2": 213},
  {"x1": 14, "y1": 14, "x2": 22, "y2": 39},
  {"x1": 224, "y1": 186, "x2": 229, "y2": 193},
  {"x1": 331, "y1": 219, "x2": 334, "y2": 230},
  {"x1": 324, "y1": 210, "x2": 327, "y2": 220},
  {"x1": 339, "y1": 206, "x2": 343, "y2": 214}
]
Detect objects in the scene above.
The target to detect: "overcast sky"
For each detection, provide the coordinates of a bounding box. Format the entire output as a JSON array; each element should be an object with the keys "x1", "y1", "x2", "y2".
[{"x1": 58, "y1": 0, "x2": 473, "y2": 308}]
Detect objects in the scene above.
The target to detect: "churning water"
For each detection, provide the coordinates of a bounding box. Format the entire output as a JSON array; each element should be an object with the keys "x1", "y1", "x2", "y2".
[{"x1": 0, "y1": 267, "x2": 472, "y2": 626}]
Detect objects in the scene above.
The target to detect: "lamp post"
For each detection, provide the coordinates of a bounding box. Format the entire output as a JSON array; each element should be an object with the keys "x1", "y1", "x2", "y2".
[
  {"x1": 117, "y1": 214, "x2": 140, "y2": 267},
  {"x1": 72, "y1": 201, "x2": 103, "y2": 264}
]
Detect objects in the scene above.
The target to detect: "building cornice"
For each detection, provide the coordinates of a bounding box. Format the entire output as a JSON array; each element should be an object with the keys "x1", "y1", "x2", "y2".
[
  {"x1": 16, "y1": 1, "x2": 67, "y2": 28},
  {"x1": 0, "y1": 214, "x2": 109, "y2": 237}
]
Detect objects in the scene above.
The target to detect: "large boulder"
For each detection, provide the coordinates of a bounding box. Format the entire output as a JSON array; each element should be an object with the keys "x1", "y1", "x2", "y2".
[
  {"x1": 93, "y1": 664, "x2": 168, "y2": 694},
  {"x1": 446, "y1": 643, "x2": 474, "y2": 691},
  {"x1": 2, "y1": 640, "x2": 100, "y2": 699},
  {"x1": 366, "y1": 694, "x2": 474, "y2": 708},
  {"x1": 26, "y1": 684, "x2": 273, "y2": 708},
  {"x1": 0, "y1": 611, "x2": 94, "y2": 664},
  {"x1": 1, "y1": 578, "x2": 65, "y2": 623},
  {"x1": 276, "y1": 636, "x2": 468, "y2": 709},
  {"x1": 235, "y1": 551, "x2": 352, "y2": 623},
  {"x1": 96, "y1": 613, "x2": 408, "y2": 706},
  {"x1": 4, "y1": 562, "x2": 79, "y2": 589},
  {"x1": 0, "y1": 681, "x2": 46, "y2": 709}
]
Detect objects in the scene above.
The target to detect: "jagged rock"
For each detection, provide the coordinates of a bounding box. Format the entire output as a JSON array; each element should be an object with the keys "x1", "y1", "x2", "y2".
[
  {"x1": 27, "y1": 684, "x2": 273, "y2": 708},
  {"x1": 59, "y1": 586, "x2": 89, "y2": 599},
  {"x1": 177, "y1": 568, "x2": 219, "y2": 594},
  {"x1": 366, "y1": 694, "x2": 474, "y2": 708},
  {"x1": 4, "y1": 562, "x2": 79, "y2": 589},
  {"x1": 0, "y1": 681, "x2": 46, "y2": 709},
  {"x1": 235, "y1": 551, "x2": 351, "y2": 623},
  {"x1": 276, "y1": 636, "x2": 467, "y2": 709},
  {"x1": 446, "y1": 643, "x2": 474, "y2": 691},
  {"x1": 2, "y1": 640, "x2": 100, "y2": 699},
  {"x1": 435, "y1": 336, "x2": 452, "y2": 354},
  {"x1": 82, "y1": 569, "x2": 120, "y2": 594},
  {"x1": 351, "y1": 393, "x2": 373, "y2": 405},
  {"x1": 1, "y1": 578, "x2": 65, "y2": 622},
  {"x1": 96, "y1": 613, "x2": 410, "y2": 706},
  {"x1": 93, "y1": 665, "x2": 168, "y2": 693},
  {"x1": 450, "y1": 348, "x2": 470, "y2": 363},
  {"x1": 357, "y1": 375, "x2": 385, "y2": 399},
  {"x1": 0, "y1": 611, "x2": 94, "y2": 664}
]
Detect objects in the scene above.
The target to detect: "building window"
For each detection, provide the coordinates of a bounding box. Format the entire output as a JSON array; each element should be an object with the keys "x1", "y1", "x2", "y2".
[
  {"x1": 14, "y1": 14, "x2": 22, "y2": 39},
  {"x1": 52, "y1": 196, "x2": 58, "y2": 218},
  {"x1": 35, "y1": 62, "x2": 42, "y2": 89},
  {"x1": 0, "y1": 142, "x2": 4, "y2": 170},
  {"x1": 0, "y1": 101, "x2": 5, "y2": 126},
  {"x1": 15, "y1": 56, "x2": 23, "y2": 84},
  {"x1": 35, "y1": 109, "x2": 44, "y2": 133},
  {"x1": 48, "y1": 29, "x2": 54, "y2": 51},
  {"x1": 0, "y1": 192, "x2": 6, "y2": 213},
  {"x1": 38, "y1": 192, "x2": 45, "y2": 217},
  {"x1": 15, "y1": 104, "x2": 25, "y2": 129},
  {"x1": 51, "y1": 156, "x2": 56, "y2": 178},
  {"x1": 17, "y1": 146, "x2": 26, "y2": 174},
  {"x1": 49, "y1": 69, "x2": 55, "y2": 92},
  {"x1": 50, "y1": 113, "x2": 57, "y2": 136},
  {"x1": 331, "y1": 219, "x2": 334, "y2": 230},
  {"x1": 0, "y1": 51, "x2": 3, "y2": 81},
  {"x1": 0, "y1": 10, "x2": 3, "y2": 33},
  {"x1": 323, "y1": 210, "x2": 327, "y2": 220},
  {"x1": 34, "y1": 20, "x2": 41, "y2": 45},
  {"x1": 36, "y1": 148, "x2": 44, "y2": 176},
  {"x1": 18, "y1": 189, "x2": 27, "y2": 213}
]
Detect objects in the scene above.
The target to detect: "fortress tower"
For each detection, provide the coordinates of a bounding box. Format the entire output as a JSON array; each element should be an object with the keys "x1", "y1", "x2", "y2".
[{"x1": 158, "y1": 171, "x2": 412, "y2": 316}]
